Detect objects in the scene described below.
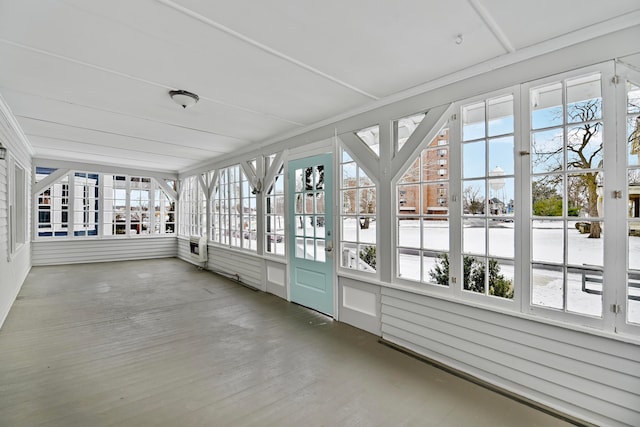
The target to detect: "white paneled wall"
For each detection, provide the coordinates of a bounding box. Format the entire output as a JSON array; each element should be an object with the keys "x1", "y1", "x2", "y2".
[
  {"x1": 0, "y1": 94, "x2": 32, "y2": 327},
  {"x1": 32, "y1": 237, "x2": 177, "y2": 266},
  {"x1": 338, "y1": 277, "x2": 381, "y2": 335},
  {"x1": 206, "y1": 245, "x2": 264, "y2": 290},
  {"x1": 177, "y1": 237, "x2": 265, "y2": 291},
  {"x1": 381, "y1": 287, "x2": 640, "y2": 427},
  {"x1": 265, "y1": 259, "x2": 287, "y2": 299}
]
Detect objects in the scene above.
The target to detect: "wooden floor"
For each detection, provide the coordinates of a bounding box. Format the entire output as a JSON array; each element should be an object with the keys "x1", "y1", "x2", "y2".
[{"x1": 0, "y1": 258, "x2": 574, "y2": 426}]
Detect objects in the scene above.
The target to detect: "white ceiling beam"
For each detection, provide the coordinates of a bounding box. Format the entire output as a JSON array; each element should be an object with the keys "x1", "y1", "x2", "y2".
[
  {"x1": 468, "y1": 0, "x2": 515, "y2": 53},
  {"x1": 156, "y1": 0, "x2": 379, "y2": 101}
]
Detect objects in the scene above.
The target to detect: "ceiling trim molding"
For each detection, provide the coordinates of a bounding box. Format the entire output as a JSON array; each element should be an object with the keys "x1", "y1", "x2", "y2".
[
  {"x1": 156, "y1": 0, "x2": 379, "y2": 101},
  {"x1": 0, "y1": 93, "x2": 34, "y2": 156}
]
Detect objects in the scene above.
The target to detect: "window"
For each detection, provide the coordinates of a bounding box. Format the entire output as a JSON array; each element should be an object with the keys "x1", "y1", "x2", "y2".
[
  {"x1": 394, "y1": 113, "x2": 426, "y2": 152},
  {"x1": 356, "y1": 125, "x2": 380, "y2": 157},
  {"x1": 528, "y1": 74, "x2": 604, "y2": 316},
  {"x1": 9, "y1": 160, "x2": 27, "y2": 254},
  {"x1": 72, "y1": 172, "x2": 99, "y2": 237},
  {"x1": 461, "y1": 94, "x2": 515, "y2": 300},
  {"x1": 396, "y1": 127, "x2": 450, "y2": 283},
  {"x1": 625, "y1": 80, "x2": 640, "y2": 325},
  {"x1": 212, "y1": 165, "x2": 256, "y2": 251},
  {"x1": 179, "y1": 175, "x2": 206, "y2": 237},
  {"x1": 265, "y1": 157, "x2": 285, "y2": 256},
  {"x1": 36, "y1": 169, "x2": 175, "y2": 239},
  {"x1": 340, "y1": 149, "x2": 377, "y2": 273}
]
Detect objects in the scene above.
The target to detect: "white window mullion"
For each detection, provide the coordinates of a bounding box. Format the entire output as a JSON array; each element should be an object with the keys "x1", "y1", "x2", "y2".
[
  {"x1": 602, "y1": 63, "x2": 619, "y2": 331},
  {"x1": 68, "y1": 172, "x2": 76, "y2": 238},
  {"x1": 517, "y1": 84, "x2": 531, "y2": 313},
  {"x1": 449, "y1": 109, "x2": 463, "y2": 297}
]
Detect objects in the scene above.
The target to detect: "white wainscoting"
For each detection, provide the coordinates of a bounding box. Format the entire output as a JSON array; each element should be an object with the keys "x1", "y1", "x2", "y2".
[
  {"x1": 265, "y1": 259, "x2": 287, "y2": 299},
  {"x1": 338, "y1": 276, "x2": 381, "y2": 335},
  {"x1": 32, "y1": 237, "x2": 177, "y2": 266},
  {"x1": 381, "y1": 287, "x2": 640, "y2": 427}
]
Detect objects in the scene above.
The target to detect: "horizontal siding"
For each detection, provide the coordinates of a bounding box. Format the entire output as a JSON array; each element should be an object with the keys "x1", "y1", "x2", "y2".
[
  {"x1": 175, "y1": 239, "x2": 265, "y2": 290},
  {"x1": 0, "y1": 94, "x2": 32, "y2": 328},
  {"x1": 32, "y1": 238, "x2": 177, "y2": 266},
  {"x1": 381, "y1": 287, "x2": 640, "y2": 427},
  {"x1": 207, "y1": 245, "x2": 264, "y2": 290}
]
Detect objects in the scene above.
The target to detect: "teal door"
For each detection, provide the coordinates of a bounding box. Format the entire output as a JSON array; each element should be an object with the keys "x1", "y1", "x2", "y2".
[{"x1": 288, "y1": 154, "x2": 334, "y2": 315}]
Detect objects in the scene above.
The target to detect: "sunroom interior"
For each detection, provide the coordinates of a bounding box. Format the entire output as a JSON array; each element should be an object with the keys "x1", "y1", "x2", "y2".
[{"x1": 1, "y1": 1, "x2": 640, "y2": 426}]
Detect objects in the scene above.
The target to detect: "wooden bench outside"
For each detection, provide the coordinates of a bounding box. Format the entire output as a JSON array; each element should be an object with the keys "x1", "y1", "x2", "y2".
[{"x1": 582, "y1": 271, "x2": 640, "y2": 301}]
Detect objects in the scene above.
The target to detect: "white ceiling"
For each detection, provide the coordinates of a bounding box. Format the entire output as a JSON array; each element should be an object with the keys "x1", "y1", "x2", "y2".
[{"x1": 1, "y1": 0, "x2": 640, "y2": 173}]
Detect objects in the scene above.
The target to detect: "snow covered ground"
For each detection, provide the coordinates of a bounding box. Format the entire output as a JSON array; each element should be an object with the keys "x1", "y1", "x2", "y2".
[{"x1": 338, "y1": 218, "x2": 640, "y2": 324}]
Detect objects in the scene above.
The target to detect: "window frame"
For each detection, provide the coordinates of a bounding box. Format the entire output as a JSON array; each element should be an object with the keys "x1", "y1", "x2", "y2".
[
  {"x1": 338, "y1": 145, "x2": 378, "y2": 276},
  {"x1": 210, "y1": 165, "x2": 257, "y2": 252},
  {"x1": 8, "y1": 157, "x2": 27, "y2": 259},
  {"x1": 521, "y1": 62, "x2": 618, "y2": 329}
]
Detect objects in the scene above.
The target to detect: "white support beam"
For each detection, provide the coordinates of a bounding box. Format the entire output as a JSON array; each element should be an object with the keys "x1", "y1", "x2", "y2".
[
  {"x1": 263, "y1": 150, "x2": 286, "y2": 192},
  {"x1": 33, "y1": 168, "x2": 70, "y2": 195},
  {"x1": 338, "y1": 132, "x2": 380, "y2": 185},
  {"x1": 390, "y1": 103, "x2": 454, "y2": 179}
]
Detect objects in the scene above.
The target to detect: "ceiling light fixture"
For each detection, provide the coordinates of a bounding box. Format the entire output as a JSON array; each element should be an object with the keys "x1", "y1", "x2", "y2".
[{"x1": 169, "y1": 89, "x2": 199, "y2": 109}]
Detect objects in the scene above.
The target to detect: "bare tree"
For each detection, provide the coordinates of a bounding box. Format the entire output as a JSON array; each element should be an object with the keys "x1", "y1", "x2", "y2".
[
  {"x1": 463, "y1": 185, "x2": 484, "y2": 214},
  {"x1": 533, "y1": 99, "x2": 603, "y2": 238}
]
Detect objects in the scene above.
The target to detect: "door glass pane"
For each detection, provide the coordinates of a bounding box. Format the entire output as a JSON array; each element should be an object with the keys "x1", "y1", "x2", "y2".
[
  {"x1": 315, "y1": 217, "x2": 325, "y2": 238},
  {"x1": 316, "y1": 240, "x2": 325, "y2": 262},
  {"x1": 295, "y1": 169, "x2": 304, "y2": 192},
  {"x1": 316, "y1": 192, "x2": 325, "y2": 214},
  {"x1": 314, "y1": 165, "x2": 325, "y2": 190},
  {"x1": 305, "y1": 238, "x2": 315, "y2": 260},
  {"x1": 295, "y1": 216, "x2": 304, "y2": 236},
  {"x1": 295, "y1": 237, "x2": 304, "y2": 258}
]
